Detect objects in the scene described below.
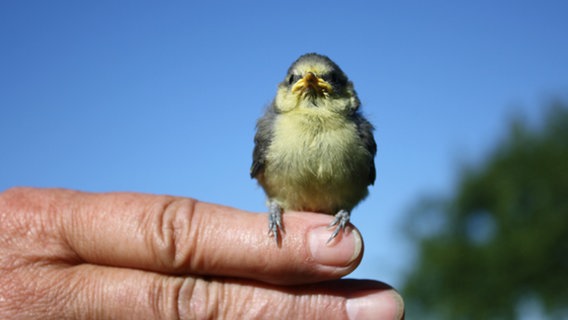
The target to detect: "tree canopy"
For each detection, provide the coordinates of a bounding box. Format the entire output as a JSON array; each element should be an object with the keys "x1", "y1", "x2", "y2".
[{"x1": 402, "y1": 100, "x2": 568, "y2": 319}]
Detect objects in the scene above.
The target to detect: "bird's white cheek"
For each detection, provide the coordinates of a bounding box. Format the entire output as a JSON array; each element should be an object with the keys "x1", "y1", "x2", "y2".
[{"x1": 275, "y1": 88, "x2": 297, "y2": 112}]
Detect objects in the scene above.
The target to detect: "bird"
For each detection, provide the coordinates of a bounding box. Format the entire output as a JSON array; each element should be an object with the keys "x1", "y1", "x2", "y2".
[{"x1": 251, "y1": 53, "x2": 376, "y2": 244}]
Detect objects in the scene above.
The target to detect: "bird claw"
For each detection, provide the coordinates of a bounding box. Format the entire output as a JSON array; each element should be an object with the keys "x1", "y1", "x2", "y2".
[
  {"x1": 267, "y1": 201, "x2": 284, "y2": 244},
  {"x1": 327, "y1": 209, "x2": 350, "y2": 243},
  {"x1": 267, "y1": 204, "x2": 350, "y2": 244}
]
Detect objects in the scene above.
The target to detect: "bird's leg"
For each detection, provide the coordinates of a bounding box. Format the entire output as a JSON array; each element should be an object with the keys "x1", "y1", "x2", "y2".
[
  {"x1": 327, "y1": 209, "x2": 350, "y2": 243},
  {"x1": 267, "y1": 200, "x2": 284, "y2": 244}
]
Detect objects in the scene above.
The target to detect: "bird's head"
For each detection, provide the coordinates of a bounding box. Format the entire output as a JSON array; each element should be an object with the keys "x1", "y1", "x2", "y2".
[{"x1": 274, "y1": 53, "x2": 360, "y2": 114}]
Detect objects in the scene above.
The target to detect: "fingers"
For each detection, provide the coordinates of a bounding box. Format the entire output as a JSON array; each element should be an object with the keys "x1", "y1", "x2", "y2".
[
  {"x1": 1, "y1": 188, "x2": 404, "y2": 319},
  {"x1": 5, "y1": 263, "x2": 403, "y2": 320},
  {"x1": 1, "y1": 188, "x2": 363, "y2": 284}
]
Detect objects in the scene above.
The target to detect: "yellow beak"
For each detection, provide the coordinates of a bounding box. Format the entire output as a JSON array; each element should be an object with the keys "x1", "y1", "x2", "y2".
[{"x1": 291, "y1": 72, "x2": 333, "y2": 97}]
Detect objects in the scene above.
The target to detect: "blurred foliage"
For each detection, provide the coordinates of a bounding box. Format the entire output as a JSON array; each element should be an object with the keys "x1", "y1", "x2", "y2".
[{"x1": 402, "y1": 100, "x2": 568, "y2": 319}]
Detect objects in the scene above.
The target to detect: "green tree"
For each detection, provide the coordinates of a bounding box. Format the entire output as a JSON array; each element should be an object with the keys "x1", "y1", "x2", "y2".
[{"x1": 402, "y1": 100, "x2": 568, "y2": 319}]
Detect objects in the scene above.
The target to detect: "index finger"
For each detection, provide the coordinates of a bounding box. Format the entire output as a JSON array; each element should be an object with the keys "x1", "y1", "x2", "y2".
[{"x1": 7, "y1": 188, "x2": 363, "y2": 285}]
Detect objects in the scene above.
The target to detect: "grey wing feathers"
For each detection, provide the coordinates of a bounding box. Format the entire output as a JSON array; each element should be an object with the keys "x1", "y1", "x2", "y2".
[
  {"x1": 353, "y1": 113, "x2": 377, "y2": 185},
  {"x1": 250, "y1": 104, "x2": 277, "y2": 179}
]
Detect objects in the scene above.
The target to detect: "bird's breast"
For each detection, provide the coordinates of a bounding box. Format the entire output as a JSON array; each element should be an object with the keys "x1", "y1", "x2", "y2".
[{"x1": 262, "y1": 109, "x2": 371, "y2": 213}]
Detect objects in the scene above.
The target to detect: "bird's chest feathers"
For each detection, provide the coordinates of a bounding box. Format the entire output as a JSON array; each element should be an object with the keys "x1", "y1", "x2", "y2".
[{"x1": 267, "y1": 110, "x2": 362, "y2": 183}]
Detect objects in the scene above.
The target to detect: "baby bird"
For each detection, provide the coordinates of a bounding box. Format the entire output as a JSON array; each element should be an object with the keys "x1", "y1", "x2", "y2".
[{"x1": 251, "y1": 53, "x2": 376, "y2": 244}]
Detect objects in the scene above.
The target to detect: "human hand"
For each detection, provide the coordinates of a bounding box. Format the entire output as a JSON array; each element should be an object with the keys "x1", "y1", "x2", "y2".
[{"x1": 0, "y1": 188, "x2": 404, "y2": 319}]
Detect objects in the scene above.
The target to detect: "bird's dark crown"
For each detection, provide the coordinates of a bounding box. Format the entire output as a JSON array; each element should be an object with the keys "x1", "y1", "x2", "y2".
[{"x1": 285, "y1": 53, "x2": 349, "y2": 89}]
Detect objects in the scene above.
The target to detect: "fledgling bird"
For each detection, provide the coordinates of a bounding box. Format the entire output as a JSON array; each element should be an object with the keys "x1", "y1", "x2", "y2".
[{"x1": 251, "y1": 53, "x2": 376, "y2": 244}]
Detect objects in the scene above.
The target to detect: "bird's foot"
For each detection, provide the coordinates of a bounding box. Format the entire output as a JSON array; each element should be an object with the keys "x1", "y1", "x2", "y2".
[
  {"x1": 327, "y1": 209, "x2": 350, "y2": 243},
  {"x1": 267, "y1": 200, "x2": 284, "y2": 244}
]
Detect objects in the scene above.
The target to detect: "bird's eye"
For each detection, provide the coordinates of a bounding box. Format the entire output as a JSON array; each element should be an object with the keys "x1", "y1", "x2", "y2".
[
  {"x1": 288, "y1": 74, "x2": 297, "y2": 85},
  {"x1": 330, "y1": 73, "x2": 337, "y2": 83},
  {"x1": 322, "y1": 73, "x2": 337, "y2": 83},
  {"x1": 324, "y1": 72, "x2": 347, "y2": 86}
]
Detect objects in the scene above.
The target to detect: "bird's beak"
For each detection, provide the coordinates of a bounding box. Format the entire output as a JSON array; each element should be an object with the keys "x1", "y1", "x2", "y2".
[{"x1": 292, "y1": 72, "x2": 333, "y2": 97}]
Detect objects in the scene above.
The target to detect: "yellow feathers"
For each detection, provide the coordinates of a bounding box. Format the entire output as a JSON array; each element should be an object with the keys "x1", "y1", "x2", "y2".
[{"x1": 261, "y1": 107, "x2": 371, "y2": 214}]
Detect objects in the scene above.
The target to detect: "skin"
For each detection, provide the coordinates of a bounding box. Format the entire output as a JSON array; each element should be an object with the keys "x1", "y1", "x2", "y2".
[
  {"x1": 0, "y1": 188, "x2": 404, "y2": 319},
  {"x1": 251, "y1": 53, "x2": 377, "y2": 242}
]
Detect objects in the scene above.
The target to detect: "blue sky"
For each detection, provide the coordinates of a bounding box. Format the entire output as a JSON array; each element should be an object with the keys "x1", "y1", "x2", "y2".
[{"x1": 1, "y1": 1, "x2": 567, "y2": 288}]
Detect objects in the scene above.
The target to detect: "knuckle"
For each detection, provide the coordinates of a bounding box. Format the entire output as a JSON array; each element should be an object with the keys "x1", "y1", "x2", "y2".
[
  {"x1": 183, "y1": 279, "x2": 298, "y2": 320},
  {"x1": 149, "y1": 197, "x2": 201, "y2": 272},
  {"x1": 180, "y1": 278, "x2": 218, "y2": 320},
  {"x1": 180, "y1": 278, "x2": 255, "y2": 320},
  {"x1": 159, "y1": 277, "x2": 222, "y2": 320}
]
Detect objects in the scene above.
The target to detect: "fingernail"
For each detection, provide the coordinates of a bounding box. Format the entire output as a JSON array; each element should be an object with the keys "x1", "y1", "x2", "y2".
[
  {"x1": 308, "y1": 226, "x2": 362, "y2": 266},
  {"x1": 346, "y1": 290, "x2": 405, "y2": 320}
]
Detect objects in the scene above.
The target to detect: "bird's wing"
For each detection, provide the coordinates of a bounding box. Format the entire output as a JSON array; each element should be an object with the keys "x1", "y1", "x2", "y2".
[
  {"x1": 250, "y1": 104, "x2": 278, "y2": 179},
  {"x1": 354, "y1": 113, "x2": 377, "y2": 185}
]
